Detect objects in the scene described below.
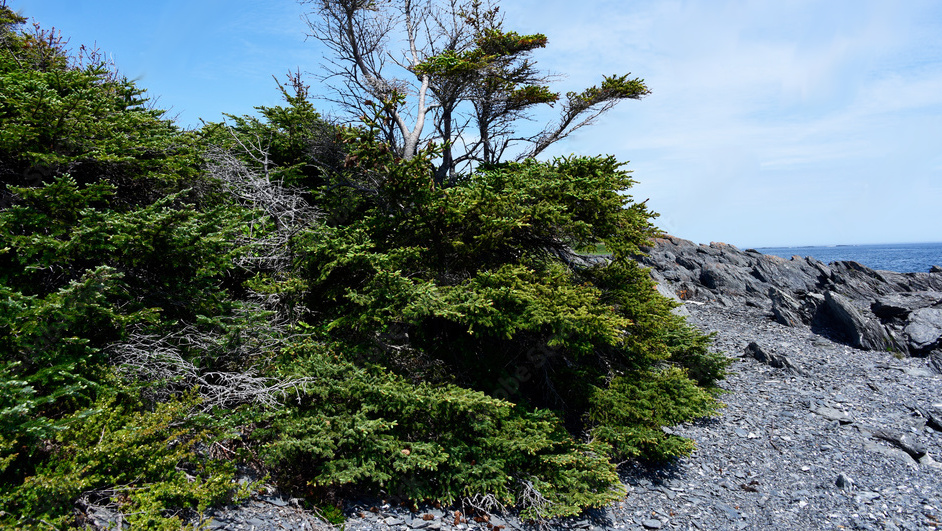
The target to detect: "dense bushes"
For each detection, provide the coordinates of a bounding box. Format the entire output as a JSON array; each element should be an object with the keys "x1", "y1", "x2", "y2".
[
  {"x1": 241, "y1": 112, "x2": 727, "y2": 516},
  {"x1": 0, "y1": 8, "x2": 198, "y2": 205},
  {"x1": 0, "y1": 6, "x2": 247, "y2": 526},
  {"x1": 0, "y1": 4, "x2": 727, "y2": 526},
  {"x1": 260, "y1": 339, "x2": 623, "y2": 519}
]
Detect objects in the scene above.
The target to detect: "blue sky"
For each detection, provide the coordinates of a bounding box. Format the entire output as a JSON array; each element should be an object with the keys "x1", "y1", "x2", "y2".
[{"x1": 9, "y1": 0, "x2": 942, "y2": 247}]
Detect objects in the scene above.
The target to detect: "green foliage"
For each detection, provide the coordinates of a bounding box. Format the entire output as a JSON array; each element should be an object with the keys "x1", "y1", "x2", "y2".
[
  {"x1": 0, "y1": 262, "x2": 136, "y2": 488},
  {"x1": 0, "y1": 177, "x2": 253, "y2": 525},
  {"x1": 414, "y1": 49, "x2": 489, "y2": 78},
  {"x1": 0, "y1": 172, "x2": 250, "y2": 527},
  {"x1": 415, "y1": 30, "x2": 549, "y2": 85},
  {"x1": 0, "y1": 3, "x2": 198, "y2": 199},
  {"x1": 588, "y1": 368, "x2": 720, "y2": 461},
  {"x1": 568, "y1": 74, "x2": 651, "y2": 111},
  {"x1": 201, "y1": 74, "x2": 342, "y2": 191},
  {"x1": 0, "y1": 175, "x2": 249, "y2": 316},
  {"x1": 260, "y1": 340, "x2": 623, "y2": 519},
  {"x1": 475, "y1": 29, "x2": 549, "y2": 57},
  {"x1": 1, "y1": 389, "x2": 245, "y2": 530},
  {"x1": 0, "y1": 6, "x2": 266, "y2": 525},
  {"x1": 659, "y1": 317, "x2": 730, "y2": 387},
  {"x1": 0, "y1": 3, "x2": 727, "y2": 524},
  {"x1": 271, "y1": 118, "x2": 725, "y2": 517},
  {"x1": 509, "y1": 84, "x2": 559, "y2": 106}
]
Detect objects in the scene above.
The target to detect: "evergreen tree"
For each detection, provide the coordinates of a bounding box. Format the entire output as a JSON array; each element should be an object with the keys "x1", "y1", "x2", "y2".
[{"x1": 0, "y1": 4, "x2": 197, "y2": 206}]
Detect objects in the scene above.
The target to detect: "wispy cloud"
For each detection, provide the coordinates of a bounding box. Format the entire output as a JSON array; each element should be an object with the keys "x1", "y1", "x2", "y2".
[{"x1": 501, "y1": 0, "x2": 942, "y2": 246}]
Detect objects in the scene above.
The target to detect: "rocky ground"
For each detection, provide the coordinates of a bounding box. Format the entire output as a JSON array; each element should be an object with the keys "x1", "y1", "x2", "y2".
[{"x1": 197, "y1": 238, "x2": 942, "y2": 530}]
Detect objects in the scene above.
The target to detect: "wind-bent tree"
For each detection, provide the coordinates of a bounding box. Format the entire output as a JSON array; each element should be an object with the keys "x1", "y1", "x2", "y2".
[
  {"x1": 301, "y1": 0, "x2": 435, "y2": 160},
  {"x1": 300, "y1": 0, "x2": 651, "y2": 183}
]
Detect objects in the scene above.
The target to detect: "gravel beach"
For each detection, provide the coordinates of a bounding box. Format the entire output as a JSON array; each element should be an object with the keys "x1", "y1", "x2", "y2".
[{"x1": 601, "y1": 301, "x2": 942, "y2": 530}]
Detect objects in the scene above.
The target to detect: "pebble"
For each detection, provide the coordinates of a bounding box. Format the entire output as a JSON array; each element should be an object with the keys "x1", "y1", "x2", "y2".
[{"x1": 836, "y1": 473, "x2": 854, "y2": 489}]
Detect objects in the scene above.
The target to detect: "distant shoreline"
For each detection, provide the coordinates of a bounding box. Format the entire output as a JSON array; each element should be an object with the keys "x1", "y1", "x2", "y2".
[
  {"x1": 746, "y1": 241, "x2": 942, "y2": 274},
  {"x1": 753, "y1": 241, "x2": 942, "y2": 250}
]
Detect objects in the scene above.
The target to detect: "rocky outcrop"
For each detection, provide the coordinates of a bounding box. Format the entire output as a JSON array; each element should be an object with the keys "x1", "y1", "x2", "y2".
[
  {"x1": 817, "y1": 290, "x2": 897, "y2": 351},
  {"x1": 744, "y1": 341, "x2": 807, "y2": 375},
  {"x1": 904, "y1": 308, "x2": 942, "y2": 353},
  {"x1": 639, "y1": 235, "x2": 942, "y2": 365}
]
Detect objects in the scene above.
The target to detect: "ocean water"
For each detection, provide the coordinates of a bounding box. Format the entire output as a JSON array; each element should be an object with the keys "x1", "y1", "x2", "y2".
[{"x1": 755, "y1": 242, "x2": 942, "y2": 274}]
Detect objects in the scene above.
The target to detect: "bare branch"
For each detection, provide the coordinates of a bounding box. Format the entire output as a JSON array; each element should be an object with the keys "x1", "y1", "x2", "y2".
[
  {"x1": 110, "y1": 306, "x2": 315, "y2": 411},
  {"x1": 516, "y1": 478, "x2": 552, "y2": 517},
  {"x1": 301, "y1": 0, "x2": 439, "y2": 159},
  {"x1": 203, "y1": 146, "x2": 321, "y2": 272}
]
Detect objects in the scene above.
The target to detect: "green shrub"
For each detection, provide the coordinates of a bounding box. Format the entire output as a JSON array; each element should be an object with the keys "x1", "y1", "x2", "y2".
[
  {"x1": 259, "y1": 340, "x2": 623, "y2": 520},
  {"x1": 588, "y1": 367, "x2": 722, "y2": 461},
  {"x1": 253, "y1": 115, "x2": 726, "y2": 517},
  {"x1": 0, "y1": 4, "x2": 199, "y2": 198},
  {"x1": 1, "y1": 389, "x2": 246, "y2": 529}
]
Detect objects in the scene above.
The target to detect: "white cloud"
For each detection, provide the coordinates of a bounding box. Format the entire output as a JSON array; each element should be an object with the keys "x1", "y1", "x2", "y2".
[{"x1": 500, "y1": 0, "x2": 942, "y2": 246}]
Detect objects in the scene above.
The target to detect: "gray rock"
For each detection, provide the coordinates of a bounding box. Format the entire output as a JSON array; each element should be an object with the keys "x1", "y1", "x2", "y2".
[
  {"x1": 871, "y1": 292, "x2": 942, "y2": 319},
  {"x1": 904, "y1": 365, "x2": 934, "y2": 376},
  {"x1": 835, "y1": 473, "x2": 854, "y2": 489},
  {"x1": 488, "y1": 515, "x2": 509, "y2": 529},
  {"x1": 854, "y1": 491, "x2": 882, "y2": 504},
  {"x1": 651, "y1": 270, "x2": 691, "y2": 317},
  {"x1": 770, "y1": 287, "x2": 804, "y2": 327},
  {"x1": 638, "y1": 236, "x2": 942, "y2": 356},
  {"x1": 872, "y1": 429, "x2": 928, "y2": 459},
  {"x1": 814, "y1": 406, "x2": 853, "y2": 425},
  {"x1": 714, "y1": 502, "x2": 741, "y2": 521},
  {"x1": 819, "y1": 291, "x2": 895, "y2": 351},
  {"x1": 642, "y1": 518, "x2": 663, "y2": 529},
  {"x1": 85, "y1": 506, "x2": 130, "y2": 530},
  {"x1": 930, "y1": 351, "x2": 942, "y2": 374},
  {"x1": 262, "y1": 496, "x2": 289, "y2": 507},
  {"x1": 863, "y1": 441, "x2": 919, "y2": 466},
  {"x1": 910, "y1": 404, "x2": 942, "y2": 431},
  {"x1": 699, "y1": 262, "x2": 751, "y2": 293},
  {"x1": 744, "y1": 341, "x2": 805, "y2": 375},
  {"x1": 904, "y1": 308, "x2": 942, "y2": 352}
]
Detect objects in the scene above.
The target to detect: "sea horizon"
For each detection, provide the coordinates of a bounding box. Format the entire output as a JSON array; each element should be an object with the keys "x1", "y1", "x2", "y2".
[
  {"x1": 750, "y1": 241, "x2": 942, "y2": 274},
  {"x1": 752, "y1": 241, "x2": 942, "y2": 249}
]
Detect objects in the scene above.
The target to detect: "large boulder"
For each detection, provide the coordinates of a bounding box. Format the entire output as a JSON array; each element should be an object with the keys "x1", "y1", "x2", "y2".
[
  {"x1": 649, "y1": 269, "x2": 691, "y2": 317},
  {"x1": 872, "y1": 292, "x2": 942, "y2": 320},
  {"x1": 751, "y1": 254, "x2": 827, "y2": 294},
  {"x1": 817, "y1": 291, "x2": 896, "y2": 352},
  {"x1": 904, "y1": 308, "x2": 942, "y2": 354},
  {"x1": 699, "y1": 262, "x2": 751, "y2": 293},
  {"x1": 769, "y1": 287, "x2": 804, "y2": 327}
]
